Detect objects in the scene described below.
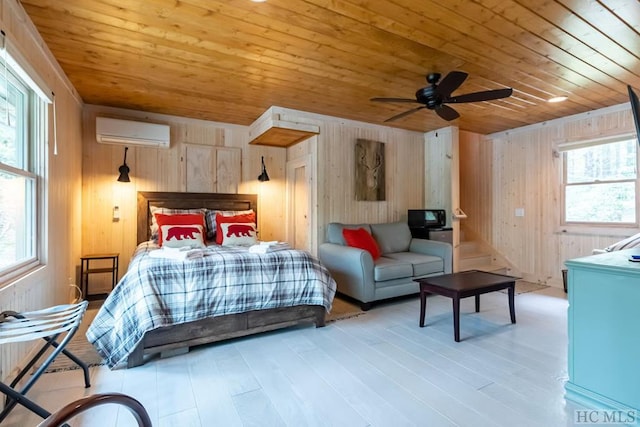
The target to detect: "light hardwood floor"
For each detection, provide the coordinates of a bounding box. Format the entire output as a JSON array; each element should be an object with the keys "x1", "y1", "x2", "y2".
[{"x1": 4, "y1": 287, "x2": 588, "y2": 427}]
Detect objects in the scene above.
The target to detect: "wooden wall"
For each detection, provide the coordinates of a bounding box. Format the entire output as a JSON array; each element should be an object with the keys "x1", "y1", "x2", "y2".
[
  {"x1": 476, "y1": 104, "x2": 639, "y2": 286},
  {"x1": 81, "y1": 105, "x2": 287, "y2": 281},
  {"x1": 459, "y1": 130, "x2": 493, "y2": 243},
  {"x1": 274, "y1": 109, "x2": 426, "y2": 244},
  {"x1": 81, "y1": 105, "x2": 426, "y2": 273},
  {"x1": 0, "y1": 1, "x2": 83, "y2": 381},
  {"x1": 425, "y1": 127, "x2": 461, "y2": 269}
]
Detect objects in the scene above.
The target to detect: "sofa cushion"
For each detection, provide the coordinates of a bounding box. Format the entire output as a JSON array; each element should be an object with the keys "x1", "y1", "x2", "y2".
[
  {"x1": 327, "y1": 222, "x2": 371, "y2": 245},
  {"x1": 373, "y1": 256, "x2": 413, "y2": 281},
  {"x1": 370, "y1": 222, "x2": 412, "y2": 254},
  {"x1": 385, "y1": 252, "x2": 444, "y2": 276},
  {"x1": 342, "y1": 227, "x2": 381, "y2": 260}
]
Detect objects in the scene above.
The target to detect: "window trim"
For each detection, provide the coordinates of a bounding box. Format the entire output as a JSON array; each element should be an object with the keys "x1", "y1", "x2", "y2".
[
  {"x1": 0, "y1": 45, "x2": 49, "y2": 287},
  {"x1": 560, "y1": 134, "x2": 640, "y2": 231}
]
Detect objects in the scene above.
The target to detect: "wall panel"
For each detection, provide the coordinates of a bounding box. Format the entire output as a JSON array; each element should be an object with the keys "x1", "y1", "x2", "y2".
[
  {"x1": 81, "y1": 105, "x2": 267, "y2": 276},
  {"x1": 312, "y1": 114, "x2": 425, "y2": 242},
  {"x1": 0, "y1": 1, "x2": 83, "y2": 381},
  {"x1": 83, "y1": 106, "x2": 426, "y2": 265},
  {"x1": 459, "y1": 130, "x2": 492, "y2": 243},
  {"x1": 481, "y1": 104, "x2": 638, "y2": 286}
]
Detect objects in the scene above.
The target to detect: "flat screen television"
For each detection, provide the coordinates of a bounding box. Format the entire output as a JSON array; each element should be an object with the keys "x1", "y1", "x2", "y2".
[{"x1": 628, "y1": 85, "x2": 640, "y2": 145}]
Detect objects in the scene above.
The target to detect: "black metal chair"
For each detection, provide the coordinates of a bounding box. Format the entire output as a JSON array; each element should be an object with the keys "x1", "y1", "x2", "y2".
[
  {"x1": 0, "y1": 301, "x2": 90, "y2": 422},
  {"x1": 37, "y1": 393, "x2": 152, "y2": 427}
]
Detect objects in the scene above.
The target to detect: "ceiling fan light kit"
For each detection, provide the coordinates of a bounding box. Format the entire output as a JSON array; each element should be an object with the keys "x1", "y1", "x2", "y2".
[{"x1": 372, "y1": 71, "x2": 513, "y2": 122}]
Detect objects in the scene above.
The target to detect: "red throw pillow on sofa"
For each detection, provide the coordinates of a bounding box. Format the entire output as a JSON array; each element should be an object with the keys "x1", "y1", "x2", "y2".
[
  {"x1": 342, "y1": 228, "x2": 381, "y2": 260},
  {"x1": 215, "y1": 212, "x2": 256, "y2": 244}
]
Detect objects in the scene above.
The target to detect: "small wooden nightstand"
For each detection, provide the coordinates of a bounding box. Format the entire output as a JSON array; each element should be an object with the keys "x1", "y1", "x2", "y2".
[{"x1": 80, "y1": 253, "x2": 119, "y2": 300}]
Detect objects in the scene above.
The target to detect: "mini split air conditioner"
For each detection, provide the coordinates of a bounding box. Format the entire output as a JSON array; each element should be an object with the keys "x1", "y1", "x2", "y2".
[{"x1": 96, "y1": 117, "x2": 170, "y2": 148}]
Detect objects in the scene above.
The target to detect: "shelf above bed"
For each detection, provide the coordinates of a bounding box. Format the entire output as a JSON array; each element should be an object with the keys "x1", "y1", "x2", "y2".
[{"x1": 249, "y1": 107, "x2": 319, "y2": 148}]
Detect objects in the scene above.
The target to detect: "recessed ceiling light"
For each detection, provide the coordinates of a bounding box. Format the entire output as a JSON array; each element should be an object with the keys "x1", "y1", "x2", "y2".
[{"x1": 548, "y1": 96, "x2": 568, "y2": 103}]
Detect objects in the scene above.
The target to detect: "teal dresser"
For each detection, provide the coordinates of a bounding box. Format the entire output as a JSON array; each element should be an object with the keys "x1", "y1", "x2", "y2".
[{"x1": 565, "y1": 249, "x2": 640, "y2": 412}]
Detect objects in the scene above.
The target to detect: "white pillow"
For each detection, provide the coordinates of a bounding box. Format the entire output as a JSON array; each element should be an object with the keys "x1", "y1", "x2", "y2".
[
  {"x1": 160, "y1": 224, "x2": 206, "y2": 249},
  {"x1": 219, "y1": 222, "x2": 257, "y2": 246}
]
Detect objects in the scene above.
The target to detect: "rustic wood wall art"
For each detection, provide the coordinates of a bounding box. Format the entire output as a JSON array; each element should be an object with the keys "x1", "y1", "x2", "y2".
[{"x1": 355, "y1": 139, "x2": 385, "y2": 201}]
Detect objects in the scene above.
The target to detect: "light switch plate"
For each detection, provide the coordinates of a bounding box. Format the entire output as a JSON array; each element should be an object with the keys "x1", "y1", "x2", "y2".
[{"x1": 515, "y1": 208, "x2": 525, "y2": 217}]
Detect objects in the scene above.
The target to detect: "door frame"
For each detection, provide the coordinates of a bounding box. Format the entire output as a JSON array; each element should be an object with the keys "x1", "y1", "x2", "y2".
[{"x1": 285, "y1": 154, "x2": 314, "y2": 252}]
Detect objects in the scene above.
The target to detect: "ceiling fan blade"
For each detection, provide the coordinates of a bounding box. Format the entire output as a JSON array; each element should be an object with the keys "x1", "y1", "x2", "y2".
[
  {"x1": 371, "y1": 97, "x2": 418, "y2": 103},
  {"x1": 384, "y1": 106, "x2": 426, "y2": 122},
  {"x1": 434, "y1": 71, "x2": 468, "y2": 98},
  {"x1": 435, "y1": 104, "x2": 460, "y2": 121},
  {"x1": 446, "y1": 88, "x2": 513, "y2": 104}
]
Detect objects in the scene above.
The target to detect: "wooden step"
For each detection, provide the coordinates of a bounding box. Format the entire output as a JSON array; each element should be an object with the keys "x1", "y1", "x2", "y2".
[
  {"x1": 458, "y1": 239, "x2": 509, "y2": 274},
  {"x1": 458, "y1": 254, "x2": 492, "y2": 271},
  {"x1": 459, "y1": 241, "x2": 482, "y2": 256},
  {"x1": 464, "y1": 264, "x2": 508, "y2": 274}
]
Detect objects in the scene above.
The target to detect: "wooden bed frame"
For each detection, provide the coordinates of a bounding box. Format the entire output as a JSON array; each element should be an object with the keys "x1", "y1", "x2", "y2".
[{"x1": 126, "y1": 191, "x2": 326, "y2": 368}]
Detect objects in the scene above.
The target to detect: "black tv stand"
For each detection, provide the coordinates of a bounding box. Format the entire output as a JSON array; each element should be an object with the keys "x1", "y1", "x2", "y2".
[{"x1": 409, "y1": 227, "x2": 453, "y2": 245}]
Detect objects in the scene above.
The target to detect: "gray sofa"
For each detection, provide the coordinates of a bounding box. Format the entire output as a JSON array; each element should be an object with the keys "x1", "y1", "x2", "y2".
[{"x1": 318, "y1": 222, "x2": 453, "y2": 310}]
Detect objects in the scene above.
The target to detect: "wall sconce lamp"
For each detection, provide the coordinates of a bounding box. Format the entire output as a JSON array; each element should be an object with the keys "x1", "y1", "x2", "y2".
[
  {"x1": 258, "y1": 156, "x2": 270, "y2": 182},
  {"x1": 117, "y1": 147, "x2": 131, "y2": 182}
]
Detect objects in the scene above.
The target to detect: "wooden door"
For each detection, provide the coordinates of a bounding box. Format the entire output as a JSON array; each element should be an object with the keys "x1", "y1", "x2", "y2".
[
  {"x1": 183, "y1": 144, "x2": 241, "y2": 193},
  {"x1": 286, "y1": 156, "x2": 312, "y2": 251},
  {"x1": 214, "y1": 147, "x2": 241, "y2": 193}
]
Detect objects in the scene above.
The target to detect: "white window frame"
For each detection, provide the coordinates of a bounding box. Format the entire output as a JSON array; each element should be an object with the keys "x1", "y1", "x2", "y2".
[
  {"x1": 559, "y1": 134, "x2": 639, "y2": 234},
  {"x1": 0, "y1": 40, "x2": 49, "y2": 286}
]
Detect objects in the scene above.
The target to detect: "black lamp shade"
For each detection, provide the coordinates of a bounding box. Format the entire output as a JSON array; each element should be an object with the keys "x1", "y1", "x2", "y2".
[
  {"x1": 117, "y1": 164, "x2": 130, "y2": 182},
  {"x1": 258, "y1": 156, "x2": 270, "y2": 182},
  {"x1": 117, "y1": 147, "x2": 130, "y2": 182}
]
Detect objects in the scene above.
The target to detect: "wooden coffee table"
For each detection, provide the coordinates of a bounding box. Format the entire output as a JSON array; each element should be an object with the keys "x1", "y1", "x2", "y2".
[{"x1": 415, "y1": 270, "x2": 517, "y2": 342}]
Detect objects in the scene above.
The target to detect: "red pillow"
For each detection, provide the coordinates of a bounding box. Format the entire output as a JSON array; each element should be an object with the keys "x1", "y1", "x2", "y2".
[
  {"x1": 342, "y1": 228, "x2": 381, "y2": 260},
  {"x1": 154, "y1": 213, "x2": 206, "y2": 246},
  {"x1": 215, "y1": 212, "x2": 256, "y2": 244}
]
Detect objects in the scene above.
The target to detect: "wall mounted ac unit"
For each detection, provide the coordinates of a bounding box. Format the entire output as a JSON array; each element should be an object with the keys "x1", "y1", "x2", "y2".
[{"x1": 96, "y1": 117, "x2": 170, "y2": 148}]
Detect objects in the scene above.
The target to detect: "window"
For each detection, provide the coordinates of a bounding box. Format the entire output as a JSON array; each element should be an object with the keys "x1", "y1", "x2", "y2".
[
  {"x1": 0, "y1": 50, "x2": 47, "y2": 282},
  {"x1": 562, "y1": 136, "x2": 638, "y2": 226}
]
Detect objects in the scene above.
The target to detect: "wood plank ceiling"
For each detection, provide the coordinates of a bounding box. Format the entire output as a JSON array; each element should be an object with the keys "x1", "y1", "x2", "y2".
[{"x1": 18, "y1": 0, "x2": 640, "y2": 135}]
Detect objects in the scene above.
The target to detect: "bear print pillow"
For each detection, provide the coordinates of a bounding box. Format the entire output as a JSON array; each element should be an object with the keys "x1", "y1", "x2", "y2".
[{"x1": 219, "y1": 222, "x2": 257, "y2": 246}]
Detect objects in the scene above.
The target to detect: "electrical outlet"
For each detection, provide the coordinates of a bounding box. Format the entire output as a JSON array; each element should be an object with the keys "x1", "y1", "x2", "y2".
[{"x1": 515, "y1": 208, "x2": 525, "y2": 217}]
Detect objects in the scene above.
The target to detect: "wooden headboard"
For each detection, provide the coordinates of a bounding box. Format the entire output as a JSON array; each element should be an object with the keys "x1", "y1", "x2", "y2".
[{"x1": 137, "y1": 191, "x2": 258, "y2": 244}]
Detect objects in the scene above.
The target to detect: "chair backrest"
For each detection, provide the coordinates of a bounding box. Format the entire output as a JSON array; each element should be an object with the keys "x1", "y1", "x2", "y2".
[
  {"x1": 0, "y1": 301, "x2": 88, "y2": 344},
  {"x1": 37, "y1": 393, "x2": 152, "y2": 427},
  {"x1": 326, "y1": 222, "x2": 413, "y2": 254},
  {"x1": 604, "y1": 232, "x2": 640, "y2": 252},
  {"x1": 370, "y1": 222, "x2": 412, "y2": 254},
  {"x1": 326, "y1": 223, "x2": 372, "y2": 245}
]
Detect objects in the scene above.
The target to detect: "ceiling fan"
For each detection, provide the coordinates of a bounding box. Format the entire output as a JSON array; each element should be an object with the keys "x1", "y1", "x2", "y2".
[{"x1": 371, "y1": 71, "x2": 513, "y2": 122}]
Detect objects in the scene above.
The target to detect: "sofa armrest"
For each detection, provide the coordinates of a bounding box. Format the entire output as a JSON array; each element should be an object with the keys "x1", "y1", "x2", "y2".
[
  {"x1": 409, "y1": 238, "x2": 453, "y2": 274},
  {"x1": 318, "y1": 243, "x2": 375, "y2": 303}
]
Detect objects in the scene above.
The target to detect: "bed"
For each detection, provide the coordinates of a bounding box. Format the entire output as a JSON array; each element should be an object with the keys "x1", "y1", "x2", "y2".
[{"x1": 87, "y1": 191, "x2": 336, "y2": 368}]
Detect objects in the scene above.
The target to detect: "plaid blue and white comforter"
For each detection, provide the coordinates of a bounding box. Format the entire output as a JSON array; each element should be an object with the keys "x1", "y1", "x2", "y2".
[{"x1": 87, "y1": 242, "x2": 336, "y2": 368}]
